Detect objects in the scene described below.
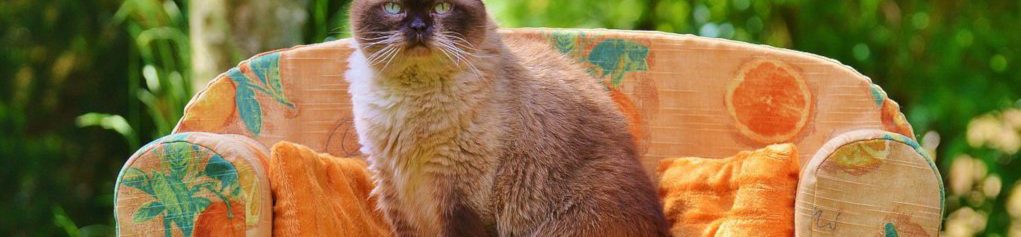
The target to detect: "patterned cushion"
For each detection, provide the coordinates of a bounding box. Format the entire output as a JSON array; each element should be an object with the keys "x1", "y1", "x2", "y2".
[
  {"x1": 796, "y1": 129, "x2": 943, "y2": 236},
  {"x1": 114, "y1": 132, "x2": 272, "y2": 237}
]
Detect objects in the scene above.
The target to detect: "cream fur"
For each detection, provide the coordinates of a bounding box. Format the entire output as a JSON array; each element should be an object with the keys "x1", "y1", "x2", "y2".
[{"x1": 346, "y1": 41, "x2": 500, "y2": 236}]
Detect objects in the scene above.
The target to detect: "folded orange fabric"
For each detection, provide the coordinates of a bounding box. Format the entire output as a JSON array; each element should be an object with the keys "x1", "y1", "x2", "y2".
[
  {"x1": 268, "y1": 141, "x2": 392, "y2": 236},
  {"x1": 658, "y1": 144, "x2": 800, "y2": 237}
]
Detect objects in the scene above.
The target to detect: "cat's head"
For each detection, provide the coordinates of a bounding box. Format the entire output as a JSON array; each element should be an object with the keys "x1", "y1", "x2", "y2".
[{"x1": 350, "y1": 0, "x2": 490, "y2": 71}]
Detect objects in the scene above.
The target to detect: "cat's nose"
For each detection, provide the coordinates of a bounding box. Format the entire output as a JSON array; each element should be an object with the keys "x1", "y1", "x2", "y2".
[{"x1": 410, "y1": 18, "x2": 428, "y2": 32}]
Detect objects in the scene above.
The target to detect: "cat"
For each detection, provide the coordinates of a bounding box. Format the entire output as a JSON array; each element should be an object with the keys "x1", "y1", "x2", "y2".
[{"x1": 345, "y1": 0, "x2": 669, "y2": 236}]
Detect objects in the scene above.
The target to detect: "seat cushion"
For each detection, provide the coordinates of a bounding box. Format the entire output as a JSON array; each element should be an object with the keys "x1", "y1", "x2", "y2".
[
  {"x1": 268, "y1": 141, "x2": 391, "y2": 236},
  {"x1": 657, "y1": 144, "x2": 800, "y2": 236}
]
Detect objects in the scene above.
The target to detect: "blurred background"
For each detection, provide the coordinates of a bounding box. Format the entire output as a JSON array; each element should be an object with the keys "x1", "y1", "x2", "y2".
[{"x1": 0, "y1": 0, "x2": 1017, "y2": 236}]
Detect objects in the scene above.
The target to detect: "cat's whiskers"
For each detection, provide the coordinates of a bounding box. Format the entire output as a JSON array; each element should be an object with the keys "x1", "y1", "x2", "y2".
[
  {"x1": 380, "y1": 45, "x2": 403, "y2": 70},
  {"x1": 440, "y1": 31, "x2": 495, "y2": 62},
  {"x1": 358, "y1": 31, "x2": 402, "y2": 48},
  {"x1": 435, "y1": 36, "x2": 478, "y2": 63},
  {"x1": 378, "y1": 47, "x2": 401, "y2": 69},
  {"x1": 431, "y1": 38, "x2": 460, "y2": 63},
  {"x1": 441, "y1": 32, "x2": 480, "y2": 51},
  {"x1": 433, "y1": 43, "x2": 460, "y2": 69},
  {"x1": 360, "y1": 30, "x2": 483, "y2": 75},
  {"x1": 367, "y1": 44, "x2": 399, "y2": 67},
  {"x1": 361, "y1": 31, "x2": 405, "y2": 69},
  {"x1": 361, "y1": 39, "x2": 397, "y2": 46},
  {"x1": 365, "y1": 44, "x2": 391, "y2": 62},
  {"x1": 437, "y1": 32, "x2": 481, "y2": 56},
  {"x1": 361, "y1": 35, "x2": 402, "y2": 47},
  {"x1": 433, "y1": 37, "x2": 482, "y2": 77},
  {"x1": 358, "y1": 30, "x2": 400, "y2": 39}
]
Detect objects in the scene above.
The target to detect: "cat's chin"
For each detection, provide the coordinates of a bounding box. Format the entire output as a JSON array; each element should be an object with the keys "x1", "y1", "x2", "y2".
[{"x1": 404, "y1": 46, "x2": 433, "y2": 58}]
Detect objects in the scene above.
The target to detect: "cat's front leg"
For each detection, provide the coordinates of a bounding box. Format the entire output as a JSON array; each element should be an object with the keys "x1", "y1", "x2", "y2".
[
  {"x1": 438, "y1": 181, "x2": 494, "y2": 237},
  {"x1": 385, "y1": 208, "x2": 419, "y2": 237},
  {"x1": 374, "y1": 182, "x2": 419, "y2": 237}
]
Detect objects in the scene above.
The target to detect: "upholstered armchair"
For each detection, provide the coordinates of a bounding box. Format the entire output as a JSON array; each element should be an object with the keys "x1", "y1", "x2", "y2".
[{"x1": 114, "y1": 29, "x2": 944, "y2": 236}]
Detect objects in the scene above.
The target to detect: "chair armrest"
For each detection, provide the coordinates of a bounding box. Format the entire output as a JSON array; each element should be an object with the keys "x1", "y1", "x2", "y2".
[
  {"x1": 114, "y1": 132, "x2": 272, "y2": 237},
  {"x1": 795, "y1": 129, "x2": 944, "y2": 237}
]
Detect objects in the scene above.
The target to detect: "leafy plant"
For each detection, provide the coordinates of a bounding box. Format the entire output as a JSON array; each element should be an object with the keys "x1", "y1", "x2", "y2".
[
  {"x1": 76, "y1": 113, "x2": 138, "y2": 149},
  {"x1": 80, "y1": 0, "x2": 194, "y2": 141}
]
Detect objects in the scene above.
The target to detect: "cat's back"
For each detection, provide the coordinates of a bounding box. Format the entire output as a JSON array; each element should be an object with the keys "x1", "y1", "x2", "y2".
[
  {"x1": 492, "y1": 35, "x2": 667, "y2": 237},
  {"x1": 496, "y1": 35, "x2": 635, "y2": 157},
  {"x1": 500, "y1": 35, "x2": 610, "y2": 106}
]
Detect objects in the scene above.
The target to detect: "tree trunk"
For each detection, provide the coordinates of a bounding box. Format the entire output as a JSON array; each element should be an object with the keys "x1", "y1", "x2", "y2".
[{"x1": 189, "y1": 0, "x2": 308, "y2": 91}]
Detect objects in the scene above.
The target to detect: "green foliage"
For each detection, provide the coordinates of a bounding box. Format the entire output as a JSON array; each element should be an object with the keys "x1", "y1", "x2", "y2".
[
  {"x1": 305, "y1": 0, "x2": 354, "y2": 42},
  {"x1": 76, "y1": 113, "x2": 137, "y2": 149},
  {"x1": 113, "y1": 0, "x2": 192, "y2": 137},
  {"x1": 0, "y1": 0, "x2": 1017, "y2": 235},
  {"x1": 1, "y1": 0, "x2": 136, "y2": 235}
]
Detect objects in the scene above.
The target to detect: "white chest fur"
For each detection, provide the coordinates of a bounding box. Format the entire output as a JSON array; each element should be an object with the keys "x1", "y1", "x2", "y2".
[{"x1": 345, "y1": 44, "x2": 500, "y2": 232}]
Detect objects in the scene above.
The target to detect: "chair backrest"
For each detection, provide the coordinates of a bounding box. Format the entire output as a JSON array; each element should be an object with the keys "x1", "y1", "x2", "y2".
[{"x1": 174, "y1": 28, "x2": 914, "y2": 175}]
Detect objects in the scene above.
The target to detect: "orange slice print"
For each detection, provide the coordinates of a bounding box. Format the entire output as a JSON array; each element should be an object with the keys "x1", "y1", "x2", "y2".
[
  {"x1": 726, "y1": 59, "x2": 812, "y2": 144},
  {"x1": 179, "y1": 78, "x2": 237, "y2": 132},
  {"x1": 881, "y1": 99, "x2": 915, "y2": 139},
  {"x1": 824, "y1": 139, "x2": 890, "y2": 176}
]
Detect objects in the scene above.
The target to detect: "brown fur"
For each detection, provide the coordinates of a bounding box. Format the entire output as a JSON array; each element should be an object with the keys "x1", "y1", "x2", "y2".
[{"x1": 346, "y1": 1, "x2": 669, "y2": 236}]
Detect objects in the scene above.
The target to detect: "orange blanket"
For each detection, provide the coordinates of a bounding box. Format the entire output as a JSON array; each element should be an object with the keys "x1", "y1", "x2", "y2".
[
  {"x1": 658, "y1": 144, "x2": 801, "y2": 237},
  {"x1": 268, "y1": 141, "x2": 392, "y2": 236},
  {"x1": 269, "y1": 141, "x2": 799, "y2": 236}
]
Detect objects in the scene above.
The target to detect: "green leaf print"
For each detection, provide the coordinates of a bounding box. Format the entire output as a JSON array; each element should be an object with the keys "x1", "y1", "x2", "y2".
[
  {"x1": 870, "y1": 84, "x2": 888, "y2": 107},
  {"x1": 249, "y1": 54, "x2": 273, "y2": 85},
  {"x1": 551, "y1": 32, "x2": 578, "y2": 55},
  {"x1": 227, "y1": 53, "x2": 296, "y2": 136},
  {"x1": 884, "y1": 223, "x2": 899, "y2": 237},
  {"x1": 162, "y1": 142, "x2": 194, "y2": 180},
  {"x1": 204, "y1": 154, "x2": 239, "y2": 195},
  {"x1": 150, "y1": 173, "x2": 204, "y2": 237},
  {"x1": 232, "y1": 73, "x2": 264, "y2": 136},
  {"x1": 249, "y1": 53, "x2": 293, "y2": 107},
  {"x1": 121, "y1": 168, "x2": 153, "y2": 195},
  {"x1": 133, "y1": 201, "x2": 165, "y2": 222},
  {"x1": 587, "y1": 39, "x2": 650, "y2": 87}
]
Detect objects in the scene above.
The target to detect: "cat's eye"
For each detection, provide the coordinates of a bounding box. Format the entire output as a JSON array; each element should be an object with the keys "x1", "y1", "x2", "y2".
[
  {"x1": 383, "y1": 2, "x2": 403, "y2": 14},
  {"x1": 433, "y1": 2, "x2": 452, "y2": 14}
]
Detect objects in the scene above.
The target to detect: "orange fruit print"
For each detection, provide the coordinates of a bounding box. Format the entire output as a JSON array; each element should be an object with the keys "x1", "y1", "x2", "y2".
[
  {"x1": 193, "y1": 201, "x2": 246, "y2": 237},
  {"x1": 726, "y1": 60, "x2": 812, "y2": 144},
  {"x1": 179, "y1": 78, "x2": 237, "y2": 132},
  {"x1": 881, "y1": 99, "x2": 915, "y2": 139}
]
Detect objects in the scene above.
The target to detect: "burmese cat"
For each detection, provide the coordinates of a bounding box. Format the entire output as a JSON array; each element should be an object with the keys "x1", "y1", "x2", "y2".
[{"x1": 345, "y1": 0, "x2": 669, "y2": 236}]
